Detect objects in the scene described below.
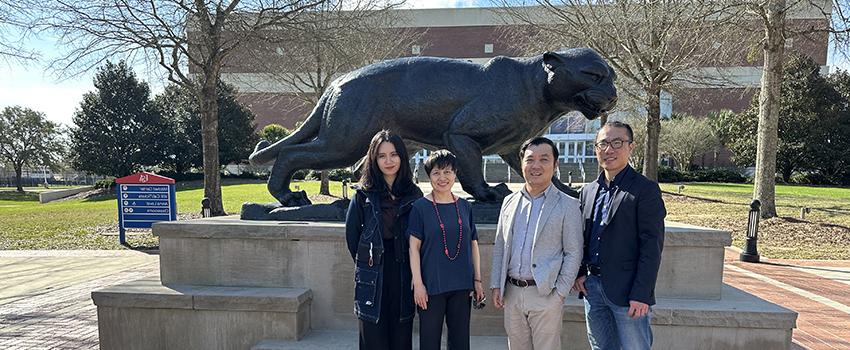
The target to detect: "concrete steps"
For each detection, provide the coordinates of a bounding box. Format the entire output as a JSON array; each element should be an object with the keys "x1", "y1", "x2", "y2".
[
  {"x1": 252, "y1": 331, "x2": 509, "y2": 350},
  {"x1": 93, "y1": 279, "x2": 312, "y2": 349},
  {"x1": 92, "y1": 217, "x2": 797, "y2": 350},
  {"x1": 255, "y1": 284, "x2": 795, "y2": 350}
]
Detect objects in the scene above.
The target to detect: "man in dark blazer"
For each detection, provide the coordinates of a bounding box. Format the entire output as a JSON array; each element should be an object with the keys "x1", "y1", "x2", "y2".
[{"x1": 572, "y1": 121, "x2": 666, "y2": 350}]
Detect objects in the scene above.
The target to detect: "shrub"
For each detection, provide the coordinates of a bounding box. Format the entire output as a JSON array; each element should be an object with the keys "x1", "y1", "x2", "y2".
[
  {"x1": 690, "y1": 168, "x2": 747, "y2": 183},
  {"x1": 292, "y1": 169, "x2": 309, "y2": 181},
  {"x1": 656, "y1": 166, "x2": 746, "y2": 183},
  {"x1": 328, "y1": 168, "x2": 357, "y2": 182},
  {"x1": 657, "y1": 166, "x2": 692, "y2": 183},
  {"x1": 303, "y1": 169, "x2": 356, "y2": 182},
  {"x1": 790, "y1": 172, "x2": 833, "y2": 185},
  {"x1": 223, "y1": 171, "x2": 267, "y2": 180},
  {"x1": 94, "y1": 178, "x2": 116, "y2": 190},
  {"x1": 259, "y1": 124, "x2": 290, "y2": 143},
  {"x1": 305, "y1": 170, "x2": 321, "y2": 181}
]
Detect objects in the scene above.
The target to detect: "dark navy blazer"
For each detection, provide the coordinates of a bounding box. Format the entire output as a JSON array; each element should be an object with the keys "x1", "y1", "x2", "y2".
[{"x1": 577, "y1": 165, "x2": 666, "y2": 306}]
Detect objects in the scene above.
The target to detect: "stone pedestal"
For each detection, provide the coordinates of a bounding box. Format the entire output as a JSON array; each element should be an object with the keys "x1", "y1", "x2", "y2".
[
  {"x1": 92, "y1": 217, "x2": 796, "y2": 350},
  {"x1": 92, "y1": 279, "x2": 312, "y2": 350}
]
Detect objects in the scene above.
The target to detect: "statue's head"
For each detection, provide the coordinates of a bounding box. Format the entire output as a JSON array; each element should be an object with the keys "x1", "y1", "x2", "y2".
[{"x1": 542, "y1": 48, "x2": 618, "y2": 119}]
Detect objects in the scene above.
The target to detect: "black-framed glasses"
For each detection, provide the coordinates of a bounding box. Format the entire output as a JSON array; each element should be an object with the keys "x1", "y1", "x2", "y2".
[{"x1": 595, "y1": 139, "x2": 632, "y2": 150}]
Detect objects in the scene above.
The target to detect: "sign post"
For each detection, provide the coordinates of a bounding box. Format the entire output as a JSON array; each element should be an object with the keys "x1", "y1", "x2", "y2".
[{"x1": 115, "y1": 172, "x2": 177, "y2": 245}]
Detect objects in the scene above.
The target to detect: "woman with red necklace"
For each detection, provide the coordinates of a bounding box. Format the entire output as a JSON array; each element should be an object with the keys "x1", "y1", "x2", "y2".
[{"x1": 408, "y1": 150, "x2": 485, "y2": 350}]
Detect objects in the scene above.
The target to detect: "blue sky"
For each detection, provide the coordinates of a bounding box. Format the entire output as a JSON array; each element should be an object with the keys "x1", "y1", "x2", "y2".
[{"x1": 1, "y1": 0, "x2": 847, "y2": 127}]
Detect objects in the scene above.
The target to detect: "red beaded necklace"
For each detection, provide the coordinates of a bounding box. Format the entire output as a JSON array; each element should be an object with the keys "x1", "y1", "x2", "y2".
[{"x1": 430, "y1": 193, "x2": 463, "y2": 261}]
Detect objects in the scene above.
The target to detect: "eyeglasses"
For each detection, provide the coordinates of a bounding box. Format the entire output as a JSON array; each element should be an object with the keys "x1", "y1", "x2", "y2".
[{"x1": 595, "y1": 139, "x2": 632, "y2": 150}]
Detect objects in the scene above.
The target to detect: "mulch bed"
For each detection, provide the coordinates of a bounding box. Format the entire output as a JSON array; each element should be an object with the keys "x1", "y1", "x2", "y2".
[{"x1": 663, "y1": 194, "x2": 850, "y2": 260}]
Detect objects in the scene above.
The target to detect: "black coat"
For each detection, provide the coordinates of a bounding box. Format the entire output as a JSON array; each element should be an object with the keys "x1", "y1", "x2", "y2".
[
  {"x1": 345, "y1": 186, "x2": 422, "y2": 324},
  {"x1": 577, "y1": 166, "x2": 666, "y2": 306}
]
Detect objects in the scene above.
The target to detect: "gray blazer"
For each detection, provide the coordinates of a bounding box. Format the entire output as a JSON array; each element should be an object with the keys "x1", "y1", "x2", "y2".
[{"x1": 490, "y1": 184, "x2": 584, "y2": 299}]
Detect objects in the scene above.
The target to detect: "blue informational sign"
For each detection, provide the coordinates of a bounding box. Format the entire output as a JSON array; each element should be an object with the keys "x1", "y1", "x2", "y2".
[{"x1": 115, "y1": 174, "x2": 177, "y2": 245}]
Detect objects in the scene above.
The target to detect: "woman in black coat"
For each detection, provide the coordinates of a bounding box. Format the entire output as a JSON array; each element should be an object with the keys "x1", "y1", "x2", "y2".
[{"x1": 345, "y1": 130, "x2": 423, "y2": 350}]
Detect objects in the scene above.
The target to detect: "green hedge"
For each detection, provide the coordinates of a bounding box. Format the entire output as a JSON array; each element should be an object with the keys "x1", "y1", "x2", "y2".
[{"x1": 656, "y1": 167, "x2": 747, "y2": 183}]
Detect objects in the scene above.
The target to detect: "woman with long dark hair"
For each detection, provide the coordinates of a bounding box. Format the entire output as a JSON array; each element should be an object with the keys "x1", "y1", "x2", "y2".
[{"x1": 345, "y1": 130, "x2": 423, "y2": 350}]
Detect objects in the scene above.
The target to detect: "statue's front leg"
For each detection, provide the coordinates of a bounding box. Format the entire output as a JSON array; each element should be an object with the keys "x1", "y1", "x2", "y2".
[{"x1": 444, "y1": 133, "x2": 510, "y2": 203}]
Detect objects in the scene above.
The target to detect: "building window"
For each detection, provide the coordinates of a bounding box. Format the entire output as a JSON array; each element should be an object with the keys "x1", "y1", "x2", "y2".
[
  {"x1": 484, "y1": 43, "x2": 494, "y2": 53},
  {"x1": 412, "y1": 45, "x2": 421, "y2": 55}
]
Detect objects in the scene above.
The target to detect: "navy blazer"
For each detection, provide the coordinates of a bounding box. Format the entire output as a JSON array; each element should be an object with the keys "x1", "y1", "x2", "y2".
[{"x1": 577, "y1": 166, "x2": 666, "y2": 306}]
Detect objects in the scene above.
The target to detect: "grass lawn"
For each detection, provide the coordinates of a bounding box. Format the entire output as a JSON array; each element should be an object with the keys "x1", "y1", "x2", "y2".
[
  {"x1": 3, "y1": 180, "x2": 848, "y2": 259},
  {"x1": 0, "y1": 180, "x2": 344, "y2": 250},
  {"x1": 660, "y1": 183, "x2": 850, "y2": 260}
]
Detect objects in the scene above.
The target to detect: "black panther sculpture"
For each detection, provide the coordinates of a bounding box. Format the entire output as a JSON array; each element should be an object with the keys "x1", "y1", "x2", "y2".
[{"x1": 249, "y1": 48, "x2": 617, "y2": 207}]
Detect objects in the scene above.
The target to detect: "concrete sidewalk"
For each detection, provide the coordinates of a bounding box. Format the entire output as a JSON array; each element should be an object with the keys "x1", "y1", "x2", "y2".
[
  {"x1": 0, "y1": 248, "x2": 848, "y2": 349},
  {"x1": 0, "y1": 250, "x2": 159, "y2": 350},
  {"x1": 723, "y1": 248, "x2": 850, "y2": 350}
]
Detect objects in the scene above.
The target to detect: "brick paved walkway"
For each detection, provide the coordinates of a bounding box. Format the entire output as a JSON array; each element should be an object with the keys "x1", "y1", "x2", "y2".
[
  {"x1": 0, "y1": 251, "x2": 159, "y2": 350},
  {"x1": 1, "y1": 249, "x2": 848, "y2": 349},
  {"x1": 724, "y1": 249, "x2": 850, "y2": 350}
]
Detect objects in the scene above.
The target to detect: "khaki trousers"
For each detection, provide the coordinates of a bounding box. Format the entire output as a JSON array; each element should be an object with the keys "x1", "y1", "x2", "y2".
[{"x1": 503, "y1": 283, "x2": 564, "y2": 350}]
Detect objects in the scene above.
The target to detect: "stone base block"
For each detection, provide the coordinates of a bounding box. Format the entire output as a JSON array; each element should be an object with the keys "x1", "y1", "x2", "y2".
[
  {"x1": 253, "y1": 284, "x2": 795, "y2": 350},
  {"x1": 92, "y1": 278, "x2": 312, "y2": 350},
  {"x1": 154, "y1": 217, "x2": 730, "y2": 304},
  {"x1": 253, "y1": 331, "x2": 510, "y2": 350},
  {"x1": 478, "y1": 284, "x2": 796, "y2": 349}
]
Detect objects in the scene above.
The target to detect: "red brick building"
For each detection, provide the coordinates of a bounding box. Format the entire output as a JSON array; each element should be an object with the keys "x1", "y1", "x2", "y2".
[{"x1": 221, "y1": 7, "x2": 829, "y2": 172}]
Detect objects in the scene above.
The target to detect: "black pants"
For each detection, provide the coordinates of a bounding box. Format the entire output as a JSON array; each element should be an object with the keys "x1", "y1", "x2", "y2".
[
  {"x1": 418, "y1": 289, "x2": 471, "y2": 350},
  {"x1": 359, "y1": 240, "x2": 413, "y2": 350}
]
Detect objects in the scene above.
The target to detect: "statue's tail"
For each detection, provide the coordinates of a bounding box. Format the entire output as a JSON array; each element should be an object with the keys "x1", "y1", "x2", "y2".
[{"x1": 249, "y1": 94, "x2": 327, "y2": 165}]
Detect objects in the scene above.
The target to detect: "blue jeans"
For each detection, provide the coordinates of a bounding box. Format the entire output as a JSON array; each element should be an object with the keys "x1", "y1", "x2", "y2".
[{"x1": 583, "y1": 275, "x2": 652, "y2": 350}]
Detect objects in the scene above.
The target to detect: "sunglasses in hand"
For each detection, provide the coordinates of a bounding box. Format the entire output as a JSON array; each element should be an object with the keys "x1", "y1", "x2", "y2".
[{"x1": 472, "y1": 295, "x2": 487, "y2": 310}]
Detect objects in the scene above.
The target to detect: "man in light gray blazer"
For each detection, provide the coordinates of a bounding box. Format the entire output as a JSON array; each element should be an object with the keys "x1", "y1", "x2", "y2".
[{"x1": 490, "y1": 136, "x2": 584, "y2": 350}]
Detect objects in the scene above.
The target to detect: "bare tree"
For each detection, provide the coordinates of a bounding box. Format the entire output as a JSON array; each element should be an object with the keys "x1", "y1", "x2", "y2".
[
  {"x1": 660, "y1": 114, "x2": 717, "y2": 172},
  {"x1": 43, "y1": 0, "x2": 330, "y2": 215},
  {"x1": 243, "y1": 4, "x2": 421, "y2": 195},
  {"x1": 624, "y1": 113, "x2": 647, "y2": 168},
  {"x1": 495, "y1": 1, "x2": 749, "y2": 181},
  {"x1": 728, "y1": 0, "x2": 850, "y2": 218},
  {"x1": 0, "y1": 0, "x2": 38, "y2": 62}
]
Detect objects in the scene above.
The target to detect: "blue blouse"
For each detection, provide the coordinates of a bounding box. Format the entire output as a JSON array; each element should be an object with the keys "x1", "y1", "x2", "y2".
[{"x1": 407, "y1": 197, "x2": 478, "y2": 296}]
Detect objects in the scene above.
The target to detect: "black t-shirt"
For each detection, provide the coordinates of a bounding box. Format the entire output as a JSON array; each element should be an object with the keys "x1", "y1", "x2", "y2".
[{"x1": 380, "y1": 192, "x2": 399, "y2": 240}]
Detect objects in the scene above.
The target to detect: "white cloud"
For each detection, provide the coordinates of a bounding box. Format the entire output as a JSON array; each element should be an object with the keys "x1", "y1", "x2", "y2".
[
  {"x1": 0, "y1": 66, "x2": 90, "y2": 127},
  {"x1": 0, "y1": 62, "x2": 164, "y2": 127},
  {"x1": 401, "y1": 0, "x2": 487, "y2": 9}
]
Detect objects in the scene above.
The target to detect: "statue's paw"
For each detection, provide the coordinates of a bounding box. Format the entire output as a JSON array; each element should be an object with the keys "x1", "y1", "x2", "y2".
[
  {"x1": 492, "y1": 183, "x2": 512, "y2": 198},
  {"x1": 472, "y1": 185, "x2": 510, "y2": 203},
  {"x1": 276, "y1": 190, "x2": 313, "y2": 207},
  {"x1": 552, "y1": 181, "x2": 579, "y2": 198}
]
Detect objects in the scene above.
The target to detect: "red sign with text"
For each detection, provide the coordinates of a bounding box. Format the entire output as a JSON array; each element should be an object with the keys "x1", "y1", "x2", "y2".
[{"x1": 116, "y1": 172, "x2": 175, "y2": 185}]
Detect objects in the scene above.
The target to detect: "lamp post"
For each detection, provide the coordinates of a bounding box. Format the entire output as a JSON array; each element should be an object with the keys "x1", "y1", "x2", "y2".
[{"x1": 740, "y1": 200, "x2": 761, "y2": 263}]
